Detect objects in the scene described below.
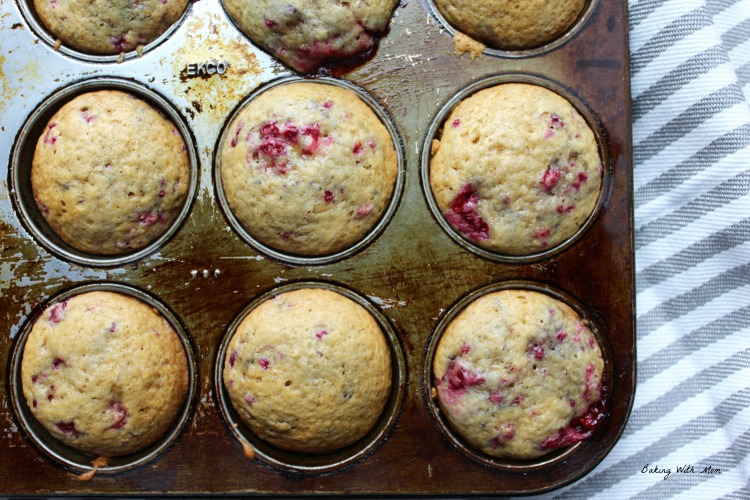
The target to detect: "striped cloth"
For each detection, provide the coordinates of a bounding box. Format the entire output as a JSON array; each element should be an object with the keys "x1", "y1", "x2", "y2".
[{"x1": 535, "y1": 0, "x2": 750, "y2": 497}]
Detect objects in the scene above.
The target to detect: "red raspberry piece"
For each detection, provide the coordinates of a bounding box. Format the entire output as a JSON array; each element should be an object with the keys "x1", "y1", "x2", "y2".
[
  {"x1": 48, "y1": 301, "x2": 68, "y2": 324},
  {"x1": 356, "y1": 204, "x2": 373, "y2": 218},
  {"x1": 108, "y1": 402, "x2": 129, "y2": 430},
  {"x1": 540, "y1": 166, "x2": 562, "y2": 193},
  {"x1": 530, "y1": 345, "x2": 545, "y2": 361},
  {"x1": 445, "y1": 184, "x2": 490, "y2": 241},
  {"x1": 43, "y1": 123, "x2": 58, "y2": 146},
  {"x1": 55, "y1": 421, "x2": 80, "y2": 438},
  {"x1": 111, "y1": 34, "x2": 128, "y2": 52}
]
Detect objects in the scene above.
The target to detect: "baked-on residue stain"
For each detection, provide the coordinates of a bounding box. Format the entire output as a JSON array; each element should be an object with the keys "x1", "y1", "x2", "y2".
[{"x1": 170, "y1": 11, "x2": 264, "y2": 128}]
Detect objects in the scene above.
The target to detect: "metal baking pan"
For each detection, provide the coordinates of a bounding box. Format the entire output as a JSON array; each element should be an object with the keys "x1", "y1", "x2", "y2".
[{"x1": 0, "y1": 0, "x2": 634, "y2": 495}]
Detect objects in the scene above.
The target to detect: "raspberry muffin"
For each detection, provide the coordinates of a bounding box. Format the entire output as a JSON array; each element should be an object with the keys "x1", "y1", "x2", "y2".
[
  {"x1": 220, "y1": 81, "x2": 398, "y2": 258},
  {"x1": 33, "y1": 0, "x2": 189, "y2": 55},
  {"x1": 429, "y1": 83, "x2": 602, "y2": 256},
  {"x1": 21, "y1": 291, "x2": 189, "y2": 458},
  {"x1": 223, "y1": 288, "x2": 392, "y2": 454},
  {"x1": 432, "y1": 289, "x2": 605, "y2": 460},
  {"x1": 434, "y1": 0, "x2": 586, "y2": 50},
  {"x1": 31, "y1": 89, "x2": 191, "y2": 256},
  {"x1": 221, "y1": 0, "x2": 399, "y2": 73}
]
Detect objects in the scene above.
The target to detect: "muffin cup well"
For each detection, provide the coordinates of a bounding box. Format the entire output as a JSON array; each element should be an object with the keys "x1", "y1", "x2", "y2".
[
  {"x1": 15, "y1": 0, "x2": 192, "y2": 63},
  {"x1": 8, "y1": 282, "x2": 198, "y2": 476},
  {"x1": 9, "y1": 77, "x2": 199, "y2": 267},
  {"x1": 423, "y1": 280, "x2": 614, "y2": 472},
  {"x1": 425, "y1": 0, "x2": 599, "y2": 58},
  {"x1": 214, "y1": 75, "x2": 406, "y2": 267},
  {"x1": 420, "y1": 73, "x2": 612, "y2": 263},
  {"x1": 215, "y1": 280, "x2": 408, "y2": 475}
]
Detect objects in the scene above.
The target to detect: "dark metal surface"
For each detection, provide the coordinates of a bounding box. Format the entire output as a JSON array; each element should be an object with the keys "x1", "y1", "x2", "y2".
[{"x1": 0, "y1": 0, "x2": 634, "y2": 494}]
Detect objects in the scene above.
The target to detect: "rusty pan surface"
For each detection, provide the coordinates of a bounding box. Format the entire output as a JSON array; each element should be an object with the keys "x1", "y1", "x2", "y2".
[{"x1": 0, "y1": 0, "x2": 634, "y2": 495}]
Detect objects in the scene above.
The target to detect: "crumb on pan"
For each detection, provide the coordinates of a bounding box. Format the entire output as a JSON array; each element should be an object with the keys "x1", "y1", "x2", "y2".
[
  {"x1": 453, "y1": 32, "x2": 485, "y2": 60},
  {"x1": 431, "y1": 139, "x2": 441, "y2": 156},
  {"x1": 76, "y1": 456, "x2": 109, "y2": 482},
  {"x1": 241, "y1": 440, "x2": 256, "y2": 460}
]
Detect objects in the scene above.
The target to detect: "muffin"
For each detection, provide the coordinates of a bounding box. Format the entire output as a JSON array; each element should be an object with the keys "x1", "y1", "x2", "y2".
[
  {"x1": 434, "y1": 0, "x2": 586, "y2": 51},
  {"x1": 223, "y1": 288, "x2": 392, "y2": 454},
  {"x1": 221, "y1": 0, "x2": 399, "y2": 73},
  {"x1": 432, "y1": 289, "x2": 605, "y2": 460},
  {"x1": 34, "y1": 0, "x2": 189, "y2": 55},
  {"x1": 220, "y1": 82, "x2": 398, "y2": 257},
  {"x1": 31, "y1": 89, "x2": 191, "y2": 255},
  {"x1": 429, "y1": 83, "x2": 602, "y2": 255},
  {"x1": 21, "y1": 291, "x2": 189, "y2": 458}
]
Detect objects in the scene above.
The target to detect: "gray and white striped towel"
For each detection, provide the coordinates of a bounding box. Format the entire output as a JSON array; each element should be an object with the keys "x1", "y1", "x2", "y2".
[{"x1": 537, "y1": 0, "x2": 750, "y2": 497}]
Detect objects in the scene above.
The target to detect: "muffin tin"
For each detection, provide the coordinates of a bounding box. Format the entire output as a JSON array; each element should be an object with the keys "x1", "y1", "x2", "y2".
[{"x1": 0, "y1": 0, "x2": 634, "y2": 495}]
